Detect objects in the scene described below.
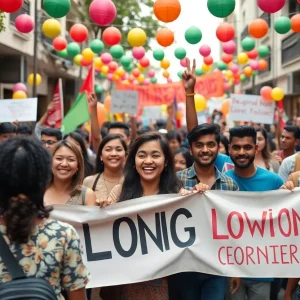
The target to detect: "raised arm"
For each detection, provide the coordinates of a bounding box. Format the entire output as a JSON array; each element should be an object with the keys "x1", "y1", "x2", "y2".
[
  {"x1": 182, "y1": 58, "x2": 197, "y2": 132},
  {"x1": 130, "y1": 115, "x2": 137, "y2": 142},
  {"x1": 34, "y1": 102, "x2": 55, "y2": 139}
]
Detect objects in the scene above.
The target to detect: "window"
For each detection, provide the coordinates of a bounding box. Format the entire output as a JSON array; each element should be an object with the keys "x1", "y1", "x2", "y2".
[
  {"x1": 260, "y1": 12, "x2": 271, "y2": 27},
  {"x1": 289, "y1": 0, "x2": 300, "y2": 17},
  {"x1": 240, "y1": 26, "x2": 248, "y2": 41},
  {"x1": 282, "y1": 33, "x2": 300, "y2": 64},
  {"x1": 10, "y1": 0, "x2": 30, "y2": 24}
]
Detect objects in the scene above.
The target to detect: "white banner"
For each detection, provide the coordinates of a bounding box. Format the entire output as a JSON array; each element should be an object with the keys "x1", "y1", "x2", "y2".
[
  {"x1": 51, "y1": 190, "x2": 300, "y2": 289},
  {"x1": 111, "y1": 90, "x2": 138, "y2": 114},
  {"x1": 0, "y1": 98, "x2": 37, "y2": 122},
  {"x1": 229, "y1": 94, "x2": 275, "y2": 124}
]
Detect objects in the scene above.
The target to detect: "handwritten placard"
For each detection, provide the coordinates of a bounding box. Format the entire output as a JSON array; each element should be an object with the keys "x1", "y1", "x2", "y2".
[
  {"x1": 0, "y1": 98, "x2": 37, "y2": 122},
  {"x1": 229, "y1": 94, "x2": 275, "y2": 124},
  {"x1": 111, "y1": 90, "x2": 138, "y2": 114}
]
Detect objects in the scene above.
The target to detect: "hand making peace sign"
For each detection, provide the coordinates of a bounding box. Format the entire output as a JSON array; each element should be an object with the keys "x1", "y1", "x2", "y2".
[{"x1": 182, "y1": 58, "x2": 196, "y2": 94}]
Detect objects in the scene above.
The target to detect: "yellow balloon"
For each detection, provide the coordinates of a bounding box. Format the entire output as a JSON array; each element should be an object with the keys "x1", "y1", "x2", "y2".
[
  {"x1": 194, "y1": 94, "x2": 207, "y2": 112},
  {"x1": 202, "y1": 64, "x2": 211, "y2": 73},
  {"x1": 127, "y1": 28, "x2": 147, "y2": 47},
  {"x1": 28, "y1": 73, "x2": 42, "y2": 86},
  {"x1": 237, "y1": 52, "x2": 248, "y2": 64},
  {"x1": 163, "y1": 70, "x2": 170, "y2": 78},
  {"x1": 101, "y1": 65, "x2": 109, "y2": 74},
  {"x1": 160, "y1": 59, "x2": 170, "y2": 69},
  {"x1": 137, "y1": 74, "x2": 145, "y2": 83},
  {"x1": 94, "y1": 57, "x2": 103, "y2": 69},
  {"x1": 113, "y1": 74, "x2": 120, "y2": 81},
  {"x1": 161, "y1": 104, "x2": 167, "y2": 114},
  {"x1": 82, "y1": 48, "x2": 94, "y2": 62},
  {"x1": 42, "y1": 19, "x2": 61, "y2": 38},
  {"x1": 138, "y1": 64, "x2": 145, "y2": 71},
  {"x1": 13, "y1": 91, "x2": 27, "y2": 99},
  {"x1": 122, "y1": 79, "x2": 130, "y2": 84},
  {"x1": 271, "y1": 87, "x2": 284, "y2": 101},
  {"x1": 116, "y1": 67, "x2": 125, "y2": 77},
  {"x1": 74, "y1": 54, "x2": 82, "y2": 66},
  {"x1": 226, "y1": 70, "x2": 233, "y2": 79}
]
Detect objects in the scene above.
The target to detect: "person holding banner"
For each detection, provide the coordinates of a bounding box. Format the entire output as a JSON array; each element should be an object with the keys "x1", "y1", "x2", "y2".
[
  {"x1": 105, "y1": 132, "x2": 183, "y2": 299},
  {"x1": 0, "y1": 122, "x2": 16, "y2": 142},
  {"x1": 0, "y1": 137, "x2": 89, "y2": 300}
]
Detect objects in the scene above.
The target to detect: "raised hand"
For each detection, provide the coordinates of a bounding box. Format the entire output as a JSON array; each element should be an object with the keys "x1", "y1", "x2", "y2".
[
  {"x1": 88, "y1": 93, "x2": 98, "y2": 108},
  {"x1": 47, "y1": 101, "x2": 55, "y2": 112},
  {"x1": 182, "y1": 58, "x2": 196, "y2": 94}
]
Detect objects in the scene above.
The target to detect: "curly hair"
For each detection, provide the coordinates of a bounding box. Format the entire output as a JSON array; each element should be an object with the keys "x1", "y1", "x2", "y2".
[{"x1": 0, "y1": 137, "x2": 52, "y2": 243}]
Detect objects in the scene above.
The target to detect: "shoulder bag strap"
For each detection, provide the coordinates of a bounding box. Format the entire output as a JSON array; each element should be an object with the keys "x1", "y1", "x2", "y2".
[
  {"x1": 81, "y1": 186, "x2": 87, "y2": 206},
  {"x1": 0, "y1": 233, "x2": 26, "y2": 280},
  {"x1": 92, "y1": 173, "x2": 101, "y2": 192}
]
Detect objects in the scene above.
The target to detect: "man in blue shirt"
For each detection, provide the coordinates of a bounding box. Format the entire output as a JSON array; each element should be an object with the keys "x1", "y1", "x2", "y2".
[{"x1": 225, "y1": 126, "x2": 284, "y2": 300}]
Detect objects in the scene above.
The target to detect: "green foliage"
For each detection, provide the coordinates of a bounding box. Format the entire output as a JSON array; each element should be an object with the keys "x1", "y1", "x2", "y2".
[
  {"x1": 79, "y1": 0, "x2": 159, "y2": 50},
  {"x1": 0, "y1": 10, "x2": 6, "y2": 33}
]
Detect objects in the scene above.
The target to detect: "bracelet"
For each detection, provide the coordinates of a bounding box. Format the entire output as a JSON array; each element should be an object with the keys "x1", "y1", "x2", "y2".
[{"x1": 186, "y1": 93, "x2": 195, "y2": 97}]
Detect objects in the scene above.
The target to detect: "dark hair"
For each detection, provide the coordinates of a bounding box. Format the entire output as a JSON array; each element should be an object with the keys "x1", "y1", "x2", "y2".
[
  {"x1": 108, "y1": 122, "x2": 130, "y2": 137},
  {"x1": 174, "y1": 148, "x2": 194, "y2": 168},
  {"x1": 255, "y1": 128, "x2": 272, "y2": 169},
  {"x1": 0, "y1": 122, "x2": 16, "y2": 135},
  {"x1": 95, "y1": 134, "x2": 128, "y2": 174},
  {"x1": 229, "y1": 126, "x2": 257, "y2": 144},
  {"x1": 17, "y1": 124, "x2": 33, "y2": 136},
  {"x1": 138, "y1": 126, "x2": 152, "y2": 135},
  {"x1": 0, "y1": 137, "x2": 52, "y2": 243},
  {"x1": 166, "y1": 130, "x2": 182, "y2": 144},
  {"x1": 63, "y1": 132, "x2": 94, "y2": 177},
  {"x1": 220, "y1": 134, "x2": 229, "y2": 156},
  {"x1": 75, "y1": 129, "x2": 89, "y2": 143},
  {"x1": 187, "y1": 123, "x2": 221, "y2": 146},
  {"x1": 283, "y1": 125, "x2": 300, "y2": 139},
  {"x1": 41, "y1": 128, "x2": 62, "y2": 141},
  {"x1": 119, "y1": 132, "x2": 182, "y2": 201}
]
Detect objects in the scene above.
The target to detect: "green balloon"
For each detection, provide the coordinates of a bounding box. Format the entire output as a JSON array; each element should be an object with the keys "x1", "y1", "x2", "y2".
[
  {"x1": 177, "y1": 71, "x2": 183, "y2": 79},
  {"x1": 196, "y1": 69, "x2": 204, "y2": 76},
  {"x1": 217, "y1": 61, "x2": 228, "y2": 70},
  {"x1": 185, "y1": 26, "x2": 202, "y2": 44},
  {"x1": 252, "y1": 71, "x2": 258, "y2": 77},
  {"x1": 241, "y1": 36, "x2": 255, "y2": 52},
  {"x1": 207, "y1": 0, "x2": 235, "y2": 18},
  {"x1": 124, "y1": 64, "x2": 134, "y2": 72},
  {"x1": 240, "y1": 74, "x2": 246, "y2": 82},
  {"x1": 275, "y1": 16, "x2": 291, "y2": 34},
  {"x1": 174, "y1": 47, "x2": 186, "y2": 60},
  {"x1": 43, "y1": 0, "x2": 71, "y2": 18},
  {"x1": 56, "y1": 49, "x2": 68, "y2": 58},
  {"x1": 100, "y1": 73, "x2": 107, "y2": 79},
  {"x1": 67, "y1": 42, "x2": 80, "y2": 57},
  {"x1": 95, "y1": 85, "x2": 103, "y2": 94},
  {"x1": 151, "y1": 77, "x2": 157, "y2": 84},
  {"x1": 110, "y1": 45, "x2": 124, "y2": 59},
  {"x1": 90, "y1": 39, "x2": 104, "y2": 54},
  {"x1": 153, "y1": 48, "x2": 165, "y2": 61},
  {"x1": 258, "y1": 45, "x2": 270, "y2": 58},
  {"x1": 120, "y1": 55, "x2": 132, "y2": 67}
]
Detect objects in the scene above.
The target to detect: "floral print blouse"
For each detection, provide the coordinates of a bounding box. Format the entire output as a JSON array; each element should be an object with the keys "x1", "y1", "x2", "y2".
[{"x1": 0, "y1": 219, "x2": 89, "y2": 300}]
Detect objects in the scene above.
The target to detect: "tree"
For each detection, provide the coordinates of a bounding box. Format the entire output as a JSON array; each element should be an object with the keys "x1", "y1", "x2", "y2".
[
  {"x1": 78, "y1": 0, "x2": 160, "y2": 50},
  {"x1": 0, "y1": 11, "x2": 6, "y2": 33}
]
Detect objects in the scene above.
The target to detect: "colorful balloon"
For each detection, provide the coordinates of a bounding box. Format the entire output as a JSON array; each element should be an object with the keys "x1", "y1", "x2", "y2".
[
  {"x1": 153, "y1": 48, "x2": 165, "y2": 61},
  {"x1": 102, "y1": 27, "x2": 121, "y2": 46},
  {"x1": 257, "y1": 0, "x2": 285, "y2": 14},
  {"x1": 74, "y1": 54, "x2": 82, "y2": 66},
  {"x1": 101, "y1": 52, "x2": 113, "y2": 64},
  {"x1": 0, "y1": 0, "x2": 23, "y2": 13},
  {"x1": 202, "y1": 64, "x2": 211, "y2": 72},
  {"x1": 291, "y1": 14, "x2": 300, "y2": 32},
  {"x1": 222, "y1": 40, "x2": 236, "y2": 54},
  {"x1": 250, "y1": 60, "x2": 259, "y2": 71},
  {"x1": 185, "y1": 26, "x2": 202, "y2": 44},
  {"x1": 53, "y1": 36, "x2": 67, "y2": 51},
  {"x1": 108, "y1": 61, "x2": 118, "y2": 72},
  {"x1": 204, "y1": 55, "x2": 213, "y2": 65},
  {"x1": 174, "y1": 47, "x2": 186, "y2": 59},
  {"x1": 13, "y1": 91, "x2": 27, "y2": 99},
  {"x1": 274, "y1": 16, "x2": 291, "y2": 34},
  {"x1": 241, "y1": 36, "x2": 255, "y2": 51},
  {"x1": 67, "y1": 42, "x2": 80, "y2": 56},
  {"x1": 120, "y1": 55, "x2": 132, "y2": 67},
  {"x1": 271, "y1": 87, "x2": 284, "y2": 101},
  {"x1": 248, "y1": 18, "x2": 268, "y2": 39},
  {"x1": 216, "y1": 23, "x2": 235, "y2": 42},
  {"x1": 237, "y1": 52, "x2": 248, "y2": 64},
  {"x1": 244, "y1": 66, "x2": 253, "y2": 77},
  {"x1": 156, "y1": 28, "x2": 174, "y2": 47},
  {"x1": 153, "y1": 0, "x2": 181, "y2": 23},
  {"x1": 128, "y1": 28, "x2": 147, "y2": 47},
  {"x1": 194, "y1": 94, "x2": 206, "y2": 112},
  {"x1": 42, "y1": 19, "x2": 61, "y2": 38},
  {"x1": 13, "y1": 83, "x2": 27, "y2": 93},
  {"x1": 180, "y1": 58, "x2": 187, "y2": 67},
  {"x1": 222, "y1": 53, "x2": 233, "y2": 64},
  {"x1": 94, "y1": 57, "x2": 103, "y2": 69},
  {"x1": 160, "y1": 59, "x2": 170, "y2": 69},
  {"x1": 258, "y1": 59, "x2": 268, "y2": 71},
  {"x1": 199, "y1": 45, "x2": 211, "y2": 57},
  {"x1": 148, "y1": 69, "x2": 155, "y2": 78},
  {"x1": 90, "y1": 39, "x2": 104, "y2": 54},
  {"x1": 110, "y1": 45, "x2": 124, "y2": 59},
  {"x1": 217, "y1": 61, "x2": 228, "y2": 70},
  {"x1": 95, "y1": 85, "x2": 103, "y2": 94},
  {"x1": 82, "y1": 48, "x2": 94, "y2": 62},
  {"x1": 56, "y1": 49, "x2": 68, "y2": 58},
  {"x1": 89, "y1": 0, "x2": 116, "y2": 26},
  {"x1": 70, "y1": 24, "x2": 88, "y2": 43},
  {"x1": 43, "y1": 0, "x2": 71, "y2": 18},
  {"x1": 258, "y1": 45, "x2": 270, "y2": 58},
  {"x1": 140, "y1": 57, "x2": 150, "y2": 68},
  {"x1": 15, "y1": 14, "x2": 34, "y2": 34},
  {"x1": 27, "y1": 73, "x2": 42, "y2": 86},
  {"x1": 207, "y1": 0, "x2": 235, "y2": 18},
  {"x1": 132, "y1": 47, "x2": 145, "y2": 59},
  {"x1": 163, "y1": 70, "x2": 170, "y2": 78},
  {"x1": 247, "y1": 49, "x2": 258, "y2": 59},
  {"x1": 260, "y1": 86, "x2": 273, "y2": 100}
]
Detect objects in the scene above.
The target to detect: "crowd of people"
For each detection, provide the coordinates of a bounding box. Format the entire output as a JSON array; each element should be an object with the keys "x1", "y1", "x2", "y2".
[{"x1": 0, "y1": 58, "x2": 300, "y2": 300}]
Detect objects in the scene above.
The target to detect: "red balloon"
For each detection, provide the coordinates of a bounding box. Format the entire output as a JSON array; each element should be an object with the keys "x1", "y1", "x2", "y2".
[
  {"x1": 260, "y1": 86, "x2": 273, "y2": 100},
  {"x1": 222, "y1": 53, "x2": 233, "y2": 64},
  {"x1": 70, "y1": 24, "x2": 88, "y2": 43},
  {"x1": 132, "y1": 68, "x2": 140, "y2": 77},
  {"x1": 108, "y1": 61, "x2": 118, "y2": 72},
  {"x1": 216, "y1": 23, "x2": 235, "y2": 42},
  {"x1": 0, "y1": 0, "x2": 23, "y2": 13},
  {"x1": 89, "y1": 0, "x2": 116, "y2": 26},
  {"x1": 257, "y1": 0, "x2": 285, "y2": 14},
  {"x1": 102, "y1": 27, "x2": 121, "y2": 46},
  {"x1": 81, "y1": 57, "x2": 92, "y2": 67},
  {"x1": 247, "y1": 49, "x2": 258, "y2": 59},
  {"x1": 15, "y1": 14, "x2": 34, "y2": 33},
  {"x1": 139, "y1": 57, "x2": 150, "y2": 68},
  {"x1": 204, "y1": 55, "x2": 213, "y2": 65},
  {"x1": 53, "y1": 36, "x2": 67, "y2": 51}
]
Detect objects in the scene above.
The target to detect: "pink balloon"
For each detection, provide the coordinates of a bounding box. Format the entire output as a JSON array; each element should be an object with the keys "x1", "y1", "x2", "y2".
[
  {"x1": 222, "y1": 41, "x2": 236, "y2": 55},
  {"x1": 107, "y1": 73, "x2": 113, "y2": 81},
  {"x1": 15, "y1": 14, "x2": 34, "y2": 33},
  {"x1": 167, "y1": 78, "x2": 172, "y2": 83},
  {"x1": 250, "y1": 60, "x2": 259, "y2": 71},
  {"x1": 13, "y1": 82, "x2": 27, "y2": 93},
  {"x1": 234, "y1": 78, "x2": 240, "y2": 85},
  {"x1": 133, "y1": 80, "x2": 139, "y2": 85},
  {"x1": 180, "y1": 58, "x2": 187, "y2": 67},
  {"x1": 199, "y1": 45, "x2": 211, "y2": 57},
  {"x1": 257, "y1": 0, "x2": 285, "y2": 14},
  {"x1": 230, "y1": 64, "x2": 239, "y2": 73},
  {"x1": 144, "y1": 78, "x2": 150, "y2": 85},
  {"x1": 224, "y1": 82, "x2": 231, "y2": 90},
  {"x1": 148, "y1": 69, "x2": 155, "y2": 78},
  {"x1": 101, "y1": 52, "x2": 113, "y2": 64},
  {"x1": 132, "y1": 46, "x2": 145, "y2": 60},
  {"x1": 89, "y1": 0, "x2": 116, "y2": 26}
]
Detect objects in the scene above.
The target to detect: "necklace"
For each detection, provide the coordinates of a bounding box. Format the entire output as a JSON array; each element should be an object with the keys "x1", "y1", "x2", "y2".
[{"x1": 102, "y1": 174, "x2": 120, "y2": 193}]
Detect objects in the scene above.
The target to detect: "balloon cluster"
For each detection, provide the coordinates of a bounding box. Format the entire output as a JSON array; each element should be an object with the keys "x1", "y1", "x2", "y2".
[{"x1": 260, "y1": 86, "x2": 284, "y2": 101}]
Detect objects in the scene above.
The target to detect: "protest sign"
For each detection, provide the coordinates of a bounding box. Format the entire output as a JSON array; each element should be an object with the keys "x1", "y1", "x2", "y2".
[
  {"x1": 229, "y1": 94, "x2": 275, "y2": 124},
  {"x1": 111, "y1": 90, "x2": 139, "y2": 114},
  {"x1": 0, "y1": 98, "x2": 37, "y2": 122},
  {"x1": 51, "y1": 189, "x2": 300, "y2": 289}
]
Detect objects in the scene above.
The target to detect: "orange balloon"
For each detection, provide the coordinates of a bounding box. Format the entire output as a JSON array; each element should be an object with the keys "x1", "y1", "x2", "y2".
[
  {"x1": 128, "y1": 75, "x2": 135, "y2": 82},
  {"x1": 222, "y1": 53, "x2": 233, "y2": 64},
  {"x1": 248, "y1": 18, "x2": 268, "y2": 38},
  {"x1": 258, "y1": 59, "x2": 268, "y2": 71},
  {"x1": 163, "y1": 70, "x2": 170, "y2": 78},
  {"x1": 160, "y1": 59, "x2": 170, "y2": 69},
  {"x1": 104, "y1": 96, "x2": 111, "y2": 111},
  {"x1": 156, "y1": 28, "x2": 174, "y2": 47},
  {"x1": 204, "y1": 55, "x2": 213, "y2": 65},
  {"x1": 221, "y1": 100, "x2": 230, "y2": 116},
  {"x1": 132, "y1": 68, "x2": 140, "y2": 77},
  {"x1": 97, "y1": 102, "x2": 106, "y2": 126},
  {"x1": 153, "y1": 0, "x2": 181, "y2": 23},
  {"x1": 244, "y1": 66, "x2": 253, "y2": 77},
  {"x1": 291, "y1": 14, "x2": 300, "y2": 32}
]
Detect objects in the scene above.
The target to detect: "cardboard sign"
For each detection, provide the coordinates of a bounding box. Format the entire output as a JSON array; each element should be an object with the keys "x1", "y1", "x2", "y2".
[
  {"x1": 111, "y1": 90, "x2": 138, "y2": 114},
  {"x1": 0, "y1": 98, "x2": 37, "y2": 122},
  {"x1": 229, "y1": 94, "x2": 275, "y2": 124}
]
